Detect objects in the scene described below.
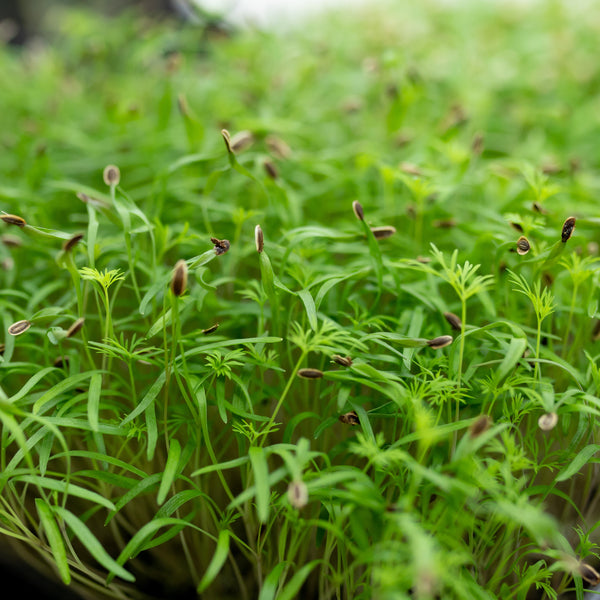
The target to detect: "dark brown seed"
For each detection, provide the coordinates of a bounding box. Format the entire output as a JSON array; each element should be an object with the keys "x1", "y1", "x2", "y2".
[
  {"x1": 263, "y1": 160, "x2": 279, "y2": 180},
  {"x1": 471, "y1": 132, "x2": 484, "y2": 155},
  {"x1": 593, "y1": 320, "x2": 600, "y2": 341},
  {"x1": 54, "y1": 355, "x2": 70, "y2": 369},
  {"x1": 202, "y1": 323, "x2": 219, "y2": 335},
  {"x1": 1, "y1": 234, "x2": 22, "y2": 247},
  {"x1": 342, "y1": 97, "x2": 362, "y2": 113},
  {"x1": 8, "y1": 320, "x2": 31, "y2": 336},
  {"x1": 332, "y1": 355, "x2": 353, "y2": 367},
  {"x1": 399, "y1": 162, "x2": 422, "y2": 176},
  {"x1": 62, "y1": 233, "x2": 84, "y2": 253},
  {"x1": 1, "y1": 214, "x2": 26, "y2": 227},
  {"x1": 394, "y1": 132, "x2": 412, "y2": 147},
  {"x1": 211, "y1": 237, "x2": 231, "y2": 256},
  {"x1": 532, "y1": 202, "x2": 547, "y2": 214},
  {"x1": 287, "y1": 480, "x2": 308, "y2": 509},
  {"x1": 370, "y1": 226, "x2": 396, "y2": 240},
  {"x1": 102, "y1": 165, "x2": 120, "y2": 187},
  {"x1": 297, "y1": 368, "x2": 324, "y2": 379},
  {"x1": 510, "y1": 222, "x2": 524, "y2": 233},
  {"x1": 255, "y1": 225, "x2": 264, "y2": 253},
  {"x1": 170, "y1": 259, "x2": 188, "y2": 297},
  {"x1": 516, "y1": 236, "x2": 530, "y2": 256},
  {"x1": 443, "y1": 312, "x2": 462, "y2": 331},
  {"x1": 541, "y1": 272, "x2": 554, "y2": 287},
  {"x1": 229, "y1": 130, "x2": 254, "y2": 153},
  {"x1": 352, "y1": 200, "x2": 364, "y2": 221},
  {"x1": 569, "y1": 157, "x2": 581, "y2": 174},
  {"x1": 541, "y1": 162, "x2": 561, "y2": 175},
  {"x1": 0, "y1": 343, "x2": 5, "y2": 355},
  {"x1": 426, "y1": 335, "x2": 453, "y2": 349},
  {"x1": 561, "y1": 216, "x2": 576, "y2": 243},
  {"x1": 221, "y1": 129, "x2": 232, "y2": 153},
  {"x1": 265, "y1": 135, "x2": 292, "y2": 160},
  {"x1": 433, "y1": 219, "x2": 456, "y2": 229},
  {"x1": 538, "y1": 412, "x2": 558, "y2": 431},
  {"x1": 579, "y1": 562, "x2": 600, "y2": 586},
  {"x1": 339, "y1": 411, "x2": 360, "y2": 425},
  {"x1": 66, "y1": 317, "x2": 85, "y2": 338},
  {"x1": 469, "y1": 415, "x2": 492, "y2": 438},
  {"x1": 165, "y1": 51, "x2": 182, "y2": 73}
]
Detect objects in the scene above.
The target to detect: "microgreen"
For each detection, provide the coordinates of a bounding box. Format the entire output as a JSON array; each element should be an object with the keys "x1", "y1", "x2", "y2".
[{"x1": 2, "y1": 2, "x2": 600, "y2": 599}]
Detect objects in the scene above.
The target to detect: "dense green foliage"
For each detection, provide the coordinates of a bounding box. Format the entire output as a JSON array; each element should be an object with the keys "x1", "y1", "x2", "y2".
[{"x1": 2, "y1": 1, "x2": 600, "y2": 598}]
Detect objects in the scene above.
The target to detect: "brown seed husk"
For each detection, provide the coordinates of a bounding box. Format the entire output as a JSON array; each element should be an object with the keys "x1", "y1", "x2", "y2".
[
  {"x1": 8, "y1": 320, "x2": 31, "y2": 336},
  {"x1": 472, "y1": 132, "x2": 484, "y2": 155},
  {"x1": 255, "y1": 225, "x2": 264, "y2": 253},
  {"x1": 202, "y1": 323, "x2": 219, "y2": 335},
  {"x1": 1, "y1": 214, "x2": 26, "y2": 227},
  {"x1": 229, "y1": 130, "x2": 254, "y2": 153},
  {"x1": 352, "y1": 200, "x2": 364, "y2": 221},
  {"x1": 54, "y1": 355, "x2": 70, "y2": 369},
  {"x1": 469, "y1": 415, "x2": 492, "y2": 438},
  {"x1": 170, "y1": 260, "x2": 188, "y2": 297},
  {"x1": 66, "y1": 317, "x2": 85, "y2": 338},
  {"x1": 399, "y1": 162, "x2": 422, "y2": 176},
  {"x1": 532, "y1": 201, "x2": 547, "y2": 214},
  {"x1": 263, "y1": 160, "x2": 279, "y2": 180},
  {"x1": 427, "y1": 335, "x2": 453, "y2": 349},
  {"x1": 297, "y1": 368, "x2": 324, "y2": 379},
  {"x1": 443, "y1": 312, "x2": 462, "y2": 331},
  {"x1": 593, "y1": 320, "x2": 600, "y2": 342},
  {"x1": 561, "y1": 216, "x2": 576, "y2": 243},
  {"x1": 516, "y1": 236, "x2": 530, "y2": 256},
  {"x1": 102, "y1": 165, "x2": 120, "y2": 187},
  {"x1": 510, "y1": 221, "x2": 524, "y2": 233},
  {"x1": 579, "y1": 562, "x2": 600, "y2": 586},
  {"x1": 221, "y1": 129, "x2": 232, "y2": 153},
  {"x1": 1, "y1": 234, "x2": 22, "y2": 247},
  {"x1": 266, "y1": 135, "x2": 292, "y2": 160},
  {"x1": 211, "y1": 237, "x2": 231, "y2": 256},
  {"x1": 287, "y1": 480, "x2": 308, "y2": 509},
  {"x1": 63, "y1": 233, "x2": 84, "y2": 253},
  {"x1": 370, "y1": 226, "x2": 396, "y2": 240},
  {"x1": 433, "y1": 219, "x2": 456, "y2": 229},
  {"x1": 332, "y1": 355, "x2": 353, "y2": 367},
  {"x1": 538, "y1": 412, "x2": 558, "y2": 431},
  {"x1": 339, "y1": 411, "x2": 360, "y2": 425}
]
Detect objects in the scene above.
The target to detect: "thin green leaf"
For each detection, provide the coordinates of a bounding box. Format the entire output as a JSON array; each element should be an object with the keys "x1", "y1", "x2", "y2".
[
  {"x1": 556, "y1": 445, "x2": 600, "y2": 482},
  {"x1": 35, "y1": 499, "x2": 71, "y2": 585},
  {"x1": 157, "y1": 439, "x2": 181, "y2": 505},
  {"x1": 13, "y1": 475, "x2": 116, "y2": 511},
  {"x1": 87, "y1": 372, "x2": 102, "y2": 432},
  {"x1": 249, "y1": 446, "x2": 270, "y2": 523},
  {"x1": 53, "y1": 506, "x2": 135, "y2": 582},
  {"x1": 197, "y1": 530, "x2": 230, "y2": 593},
  {"x1": 297, "y1": 288, "x2": 318, "y2": 331},
  {"x1": 277, "y1": 560, "x2": 322, "y2": 600}
]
